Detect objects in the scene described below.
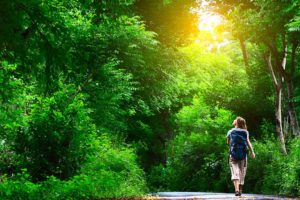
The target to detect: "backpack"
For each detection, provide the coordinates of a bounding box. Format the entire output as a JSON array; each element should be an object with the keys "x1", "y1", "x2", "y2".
[{"x1": 229, "y1": 129, "x2": 248, "y2": 161}]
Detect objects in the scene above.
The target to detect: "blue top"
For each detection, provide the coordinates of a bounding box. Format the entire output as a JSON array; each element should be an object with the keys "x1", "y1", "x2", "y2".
[{"x1": 226, "y1": 128, "x2": 249, "y2": 140}]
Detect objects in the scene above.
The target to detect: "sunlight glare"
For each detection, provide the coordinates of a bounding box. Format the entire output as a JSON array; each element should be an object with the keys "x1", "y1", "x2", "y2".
[{"x1": 198, "y1": 12, "x2": 222, "y2": 32}]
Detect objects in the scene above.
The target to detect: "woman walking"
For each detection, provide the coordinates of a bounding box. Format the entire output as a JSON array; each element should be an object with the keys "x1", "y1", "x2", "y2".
[{"x1": 226, "y1": 117, "x2": 255, "y2": 196}]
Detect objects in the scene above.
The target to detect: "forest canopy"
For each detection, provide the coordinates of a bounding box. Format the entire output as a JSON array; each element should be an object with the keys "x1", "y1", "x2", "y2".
[{"x1": 0, "y1": 0, "x2": 300, "y2": 199}]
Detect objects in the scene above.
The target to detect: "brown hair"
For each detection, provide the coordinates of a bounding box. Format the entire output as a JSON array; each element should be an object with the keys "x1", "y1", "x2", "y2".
[{"x1": 236, "y1": 116, "x2": 247, "y2": 130}]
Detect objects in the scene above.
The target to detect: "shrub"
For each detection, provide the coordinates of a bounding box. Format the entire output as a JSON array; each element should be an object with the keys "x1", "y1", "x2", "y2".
[
  {"x1": 272, "y1": 138, "x2": 300, "y2": 196},
  {"x1": 153, "y1": 96, "x2": 234, "y2": 191},
  {"x1": 245, "y1": 139, "x2": 282, "y2": 194},
  {"x1": 244, "y1": 135, "x2": 300, "y2": 196},
  {"x1": 14, "y1": 85, "x2": 94, "y2": 181},
  {"x1": 0, "y1": 134, "x2": 147, "y2": 199},
  {"x1": 0, "y1": 170, "x2": 41, "y2": 200}
]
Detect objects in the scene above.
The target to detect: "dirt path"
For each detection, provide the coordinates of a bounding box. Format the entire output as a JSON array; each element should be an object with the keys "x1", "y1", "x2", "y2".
[{"x1": 149, "y1": 192, "x2": 298, "y2": 200}]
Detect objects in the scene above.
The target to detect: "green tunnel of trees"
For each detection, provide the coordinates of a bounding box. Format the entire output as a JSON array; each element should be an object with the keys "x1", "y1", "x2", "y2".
[{"x1": 0, "y1": 0, "x2": 300, "y2": 199}]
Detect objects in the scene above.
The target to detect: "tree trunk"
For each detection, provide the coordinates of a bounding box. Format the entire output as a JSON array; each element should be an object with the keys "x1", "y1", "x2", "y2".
[
  {"x1": 160, "y1": 109, "x2": 173, "y2": 165},
  {"x1": 265, "y1": 52, "x2": 287, "y2": 154},
  {"x1": 286, "y1": 42, "x2": 300, "y2": 135},
  {"x1": 239, "y1": 38, "x2": 249, "y2": 67},
  {"x1": 275, "y1": 88, "x2": 287, "y2": 154},
  {"x1": 265, "y1": 38, "x2": 299, "y2": 136},
  {"x1": 287, "y1": 81, "x2": 299, "y2": 135}
]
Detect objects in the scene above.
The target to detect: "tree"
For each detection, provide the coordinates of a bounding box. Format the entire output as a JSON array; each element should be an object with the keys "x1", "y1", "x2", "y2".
[
  {"x1": 202, "y1": 0, "x2": 300, "y2": 154},
  {"x1": 134, "y1": 0, "x2": 199, "y2": 46}
]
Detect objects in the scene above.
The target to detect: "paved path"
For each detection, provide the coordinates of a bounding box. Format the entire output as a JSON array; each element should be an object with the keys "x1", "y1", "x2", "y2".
[{"x1": 150, "y1": 192, "x2": 298, "y2": 200}]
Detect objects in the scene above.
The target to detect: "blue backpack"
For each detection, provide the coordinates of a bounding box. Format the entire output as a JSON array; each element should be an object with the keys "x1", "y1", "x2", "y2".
[{"x1": 230, "y1": 129, "x2": 248, "y2": 161}]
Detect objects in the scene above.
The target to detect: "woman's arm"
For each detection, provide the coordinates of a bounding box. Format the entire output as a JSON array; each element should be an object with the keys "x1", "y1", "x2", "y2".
[
  {"x1": 246, "y1": 135, "x2": 255, "y2": 158},
  {"x1": 226, "y1": 129, "x2": 232, "y2": 145}
]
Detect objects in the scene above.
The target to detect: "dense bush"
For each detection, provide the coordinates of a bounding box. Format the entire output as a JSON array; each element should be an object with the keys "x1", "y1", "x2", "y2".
[
  {"x1": 0, "y1": 134, "x2": 146, "y2": 200},
  {"x1": 0, "y1": 171, "x2": 41, "y2": 200},
  {"x1": 13, "y1": 85, "x2": 94, "y2": 181},
  {"x1": 244, "y1": 139, "x2": 281, "y2": 193},
  {"x1": 165, "y1": 132, "x2": 230, "y2": 191},
  {"x1": 148, "y1": 96, "x2": 300, "y2": 197},
  {"x1": 1, "y1": 0, "x2": 300, "y2": 198},
  {"x1": 260, "y1": 138, "x2": 300, "y2": 196},
  {"x1": 243, "y1": 122, "x2": 300, "y2": 196},
  {"x1": 0, "y1": 82, "x2": 147, "y2": 199},
  {"x1": 148, "y1": 96, "x2": 234, "y2": 191}
]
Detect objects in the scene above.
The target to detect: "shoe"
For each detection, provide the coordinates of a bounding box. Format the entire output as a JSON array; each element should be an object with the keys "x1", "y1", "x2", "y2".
[
  {"x1": 235, "y1": 191, "x2": 240, "y2": 196},
  {"x1": 239, "y1": 184, "x2": 243, "y2": 195}
]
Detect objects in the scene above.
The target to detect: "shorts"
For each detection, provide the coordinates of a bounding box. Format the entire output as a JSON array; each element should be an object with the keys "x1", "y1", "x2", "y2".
[{"x1": 229, "y1": 156, "x2": 247, "y2": 185}]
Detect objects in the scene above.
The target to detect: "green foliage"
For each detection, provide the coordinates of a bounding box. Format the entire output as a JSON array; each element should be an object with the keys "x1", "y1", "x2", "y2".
[
  {"x1": 134, "y1": 0, "x2": 199, "y2": 46},
  {"x1": 279, "y1": 139, "x2": 300, "y2": 195},
  {"x1": 241, "y1": 137, "x2": 300, "y2": 196},
  {"x1": 166, "y1": 132, "x2": 227, "y2": 191},
  {"x1": 175, "y1": 96, "x2": 234, "y2": 134},
  {"x1": 0, "y1": 170, "x2": 41, "y2": 200},
  {"x1": 0, "y1": 60, "x2": 25, "y2": 138},
  {"x1": 1, "y1": 0, "x2": 164, "y2": 196},
  {"x1": 14, "y1": 84, "x2": 94, "y2": 181},
  {"x1": 179, "y1": 43, "x2": 273, "y2": 134},
  {"x1": 147, "y1": 97, "x2": 234, "y2": 191},
  {"x1": 245, "y1": 139, "x2": 281, "y2": 194},
  {"x1": 78, "y1": 134, "x2": 147, "y2": 198},
  {"x1": 287, "y1": 16, "x2": 300, "y2": 32},
  {"x1": 36, "y1": 134, "x2": 146, "y2": 199},
  {"x1": 1, "y1": 0, "x2": 300, "y2": 198},
  {"x1": 0, "y1": 60, "x2": 26, "y2": 175},
  {"x1": 180, "y1": 43, "x2": 250, "y2": 108},
  {"x1": 0, "y1": 139, "x2": 21, "y2": 176},
  {"x1": 0, "y1": 134, "x2": 146, "y2": 200}
]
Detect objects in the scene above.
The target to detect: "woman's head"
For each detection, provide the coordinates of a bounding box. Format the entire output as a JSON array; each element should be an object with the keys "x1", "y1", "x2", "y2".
[{"x1": 234, "y1": 116, "x2": 247, "y2": 130}]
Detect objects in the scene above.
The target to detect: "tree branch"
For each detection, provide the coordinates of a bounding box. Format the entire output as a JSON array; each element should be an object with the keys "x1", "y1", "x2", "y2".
[
  {"x1": 239, "y1": 37, "x2": 249, "y2": 67},
  {"x1": 264, "y1": 52, "x2": 280, "y2": 91},
  {"x1": 264, "y1": 39, "x2": 288, "y2": 80},
  {"x1": 281, "y1": 33, "x2": 287, "y2": 73}
]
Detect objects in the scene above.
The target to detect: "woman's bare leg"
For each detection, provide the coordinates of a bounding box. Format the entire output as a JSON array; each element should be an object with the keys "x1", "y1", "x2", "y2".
[{"x1": 233, "y1": 179, "x2": 240, "y2": 192}]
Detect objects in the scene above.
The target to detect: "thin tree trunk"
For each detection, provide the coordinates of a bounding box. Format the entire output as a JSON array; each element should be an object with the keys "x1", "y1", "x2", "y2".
[
  {"x1": 239, "y1": 38, "x2": 249, "y2": 67},
  {"x1": 265, "y1": 52, "x2": 287, "y2": 154},
  {"x1": 286, "y1": 42, "x2": 300, "y2": 135},
  {"x1": 275, "y1": 88, "x2": 287, "y2": 154},
  {"x1": 287, "y1": 81, "x2": 299, "y2": 135},
  {"x1": 160, "y1": 109, "x2": 173, "y2": 165},
  {"x1": 283, "y1": 116, "x2": 289, "y2": 138},
  {"x1": 266, "y1": 37, "x2": 299, "y2": 136}
]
